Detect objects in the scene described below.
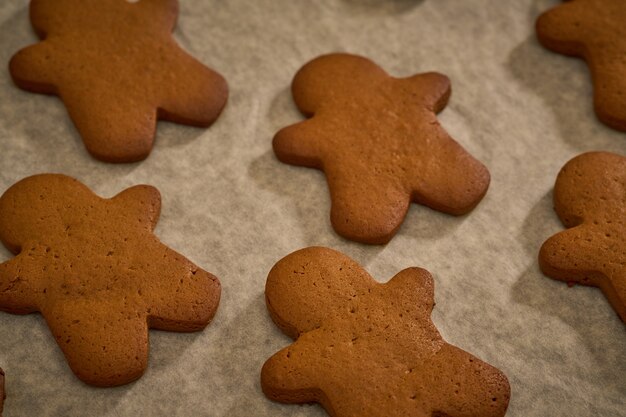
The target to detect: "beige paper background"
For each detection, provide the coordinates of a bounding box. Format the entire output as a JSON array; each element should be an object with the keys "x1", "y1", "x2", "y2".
[{"x1": 0, "y1": 0, "x2": 624, "y2": 415}]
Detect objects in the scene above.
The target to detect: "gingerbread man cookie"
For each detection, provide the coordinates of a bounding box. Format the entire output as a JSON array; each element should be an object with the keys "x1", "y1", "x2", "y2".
[
  {"x1": 9, "y1": 0, "x2": 228, "y2": 162},
  {"x1": 540, "y1": 151, "x2": 626, "y2": 322},
  {"x1": 0, "y1": 174, "x2": 221, "y2": 386},
  {"x1": 536, "y1": 0, "x2": 626, "y2": 131},
  {"x1": 273, "y1": 53, "x2": 490, "y2": 244},
  {"x1": 262, "y1": 247, "x2": 510, "y2": 417}
]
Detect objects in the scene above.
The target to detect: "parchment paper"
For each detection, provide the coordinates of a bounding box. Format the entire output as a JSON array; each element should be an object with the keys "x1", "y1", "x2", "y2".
[{"x1": 0, "y1": 0, "x2": 624, "y2": 416}]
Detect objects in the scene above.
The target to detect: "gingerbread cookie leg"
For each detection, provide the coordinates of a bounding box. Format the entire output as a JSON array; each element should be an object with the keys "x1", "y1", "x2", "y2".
[
  {"x1": 146, "y1": 263, "x2": 221, "y2": 332},
  {"x1": 424, "y1": 345, "x2": 511, "y2": 417},
  {"x1": 410, "y1": 129, "x2": 491, "y2": 216},
  {"x1": 157, "y1": 57, "x2": 228, "y2": 127},
  {"x1": 59, "y1": 89, "x2": 157, "y2": 162},
  {"x1": 43, "y1": 298, "x2": 149, "y2": 387},
  {"x1": 327, "y1": 170, "x2": 411, "y2": 244},
  {"x1": 590, "y1": 60, "x2": 626, "y2": 131}
]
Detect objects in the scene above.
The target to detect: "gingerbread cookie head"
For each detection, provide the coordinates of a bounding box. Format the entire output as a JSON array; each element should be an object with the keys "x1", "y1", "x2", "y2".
[
  {"x1": 0, "y1": 174, "x2": 221, "y2": 386},
  {"x1": 262, "y1": 247, "x2": 510, "y2": 417},
  {"x1": 9, "y1": 0, "x2": 228, "y2": 163},
  {"x1": 273, "y1": 53, "x2": 490, "y2": 244},
  {"x1": 536, "y1": 0, "x2": 626, "y2": 131},
  {"x1": 540, "y1": 152, "x2": 626, "y2": 322},
  {"x1": 290, "y1": 54, "x2": 389, "y2": 116}
]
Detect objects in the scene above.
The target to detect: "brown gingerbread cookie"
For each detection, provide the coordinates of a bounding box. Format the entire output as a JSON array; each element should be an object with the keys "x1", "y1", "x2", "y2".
[
  {"x1": 273, "y1": 53, "x2": 490, "y2": 244},
  {"x1": 539, "y1": 151, "x2": 626, "y2": 322},
  {"x1": 0, "y1": 174, "x2": 221, "y2": 386},
  {"x1": 536, "y1": 0, "x2": 626, "y2": 131},
  {"x1": 262, "y1": 247, "x2": 510, "y2": 417},
  {"x1": 9, "y1": 0, "x2": 228, "y2": 163}
]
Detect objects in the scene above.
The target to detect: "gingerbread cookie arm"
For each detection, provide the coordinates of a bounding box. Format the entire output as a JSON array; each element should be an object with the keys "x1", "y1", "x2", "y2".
[
  {"x1": 111, "y1": 185, "x2": 162, "y2": 231},
  {"x1": 551, "y1": 152, "x2": 623, "y2": 226},
  {"x1": 536, "y1": 3, "x2": 586, "y2": 56},
  {"x1": 0, "y1": 247, "x2": 45, "y2": 314},
  {"x1": 400, "y1": 72, "x2": 451, "y2": 113},
  {"x1": 539, "y1": 225, "x2": 607, "y2": 278},
  {"x1": 384, "y1": 267, "x2": 436, "y2": 317},
  {"x1": 261, "y1": 339, "x2": 324, "y2": 405},
  {"x1": 9, "y1": 43, "x2": 57, "y2": 94},
  {"x1": 43, "y1": 298, "x2": 149, "y2": 387},
  {"x1": 539, "y1": 226, "x2": 626, "y2": 320},
  {"x1": 273, "y1": 120, "x2": 323, "y2": 169},
  {"x1": 137, "y1": 0, "x2": 178, "y2": 31}
]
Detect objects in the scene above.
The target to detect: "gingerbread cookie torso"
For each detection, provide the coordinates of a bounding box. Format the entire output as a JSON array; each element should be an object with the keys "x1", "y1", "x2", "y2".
[
  {"x1": 540, "y1": 152, "x2": 626, "y2": 322},
  {"x1": 273, "y1": 53, "x2": 490, "y2": 244},
  {"x1": 536, "y1": 0, "x2": 626, "y2": 131},
  {"x1": 262, "y1": 247, "x2": 510, "y2": 417},
  {"x1": 0, "y1": 174, "x2": 221, "y2": 386},
  {"x1": 9, "y1": 0, "x2": 228, "y2": 162}
]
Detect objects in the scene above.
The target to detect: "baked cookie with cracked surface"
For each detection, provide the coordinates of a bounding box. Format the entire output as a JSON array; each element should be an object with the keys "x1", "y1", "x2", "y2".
[
  {"x1": 0, "y1": 174, "x2": 221, "y2": 386},
  {"x1": 536, "y1": 0, "x2": 626, "y2": 131},
  {"x1": 539, "y1": 151, "x2": 626, "y2": 322},
  {"x1": 9, "y1": 0, "x2": 228, "y2": 162},
  {"x1": 262, "y1": 246, "x2": 510, "y2": 417},
  {"x1": 273, "y1": 53, "x2": 490, "y2": 244}
]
